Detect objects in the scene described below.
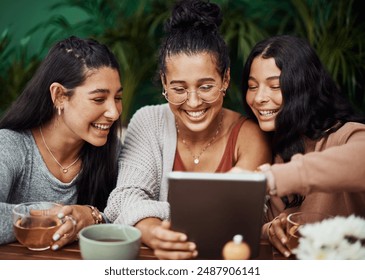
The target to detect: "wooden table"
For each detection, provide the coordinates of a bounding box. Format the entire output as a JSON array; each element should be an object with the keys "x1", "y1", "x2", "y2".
[{"x1": 0, "y1": 240, "x2": 286, "y2": 260}]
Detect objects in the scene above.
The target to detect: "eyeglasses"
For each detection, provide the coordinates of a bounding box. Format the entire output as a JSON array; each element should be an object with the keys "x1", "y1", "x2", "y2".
[{"x1": 162, "y1": 84, "x2": 225, "y2": 105}]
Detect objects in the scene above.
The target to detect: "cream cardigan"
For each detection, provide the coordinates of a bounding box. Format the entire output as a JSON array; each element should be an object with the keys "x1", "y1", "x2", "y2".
[{"x1": 105, "y1": 104, "x2": 177, "y2": 225}]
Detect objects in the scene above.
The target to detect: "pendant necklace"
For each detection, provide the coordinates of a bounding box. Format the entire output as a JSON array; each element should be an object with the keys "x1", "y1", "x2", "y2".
[
  {"x1": 39, "y1": 126, "x2": 80, "y2": 173},
  {"x1": 176, "y1": 112, "x2": 223, "y2": 165}
]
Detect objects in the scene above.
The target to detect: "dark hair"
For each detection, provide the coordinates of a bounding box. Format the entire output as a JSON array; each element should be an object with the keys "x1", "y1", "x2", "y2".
[
  {"x1": 157, "y1": 0, "x2": 229, "y2": 78},
  {"x1": 0, "y1": 36, "x2": 122, "y2": 210},
  {"x1": 242, "y1": 35, "x2": 364, "y2": 208}
]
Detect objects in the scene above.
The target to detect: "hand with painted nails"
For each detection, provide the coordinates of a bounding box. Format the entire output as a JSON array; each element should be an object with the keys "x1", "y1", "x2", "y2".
[
  {"x1": 135, "y1": 218, "x2": 198, "y2": 260},
  {"x1": 51, "y1": 205, "x2": 97, "y2": 250},
  {"x1": 263, "y1": 213, "x2": 291, "y2": 258}
]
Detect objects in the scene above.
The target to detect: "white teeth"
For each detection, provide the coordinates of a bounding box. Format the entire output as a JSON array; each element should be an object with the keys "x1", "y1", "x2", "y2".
[
  {"x1": 259, "y1": 110, "x2": 279, "y2": 117},
  {"x1": 186, "y1": 110, "x2": 206, "y2": 118},
  {"x1": 92, "y1": 123, "x2": 111, "y2": 130}
]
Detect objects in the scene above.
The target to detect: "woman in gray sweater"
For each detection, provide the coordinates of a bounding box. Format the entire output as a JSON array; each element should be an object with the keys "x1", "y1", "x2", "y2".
[
  {"x1": 0, "y1": 36, "x2": 123, "y2": 250},
  {"x1": 105, "y1": 0, "x2": 271, "y2": 259}
]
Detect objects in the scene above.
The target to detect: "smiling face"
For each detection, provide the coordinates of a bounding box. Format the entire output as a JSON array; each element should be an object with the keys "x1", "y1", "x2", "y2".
[
  {"x1": 162, "y1": 52, "x2": 229, "y2": 134},
  {"x1": 60, "y1": 67, "x2": 122, "y2": 146},
  {"x1": 246, "y1": 56, "x2": 282, "y2": 132}
]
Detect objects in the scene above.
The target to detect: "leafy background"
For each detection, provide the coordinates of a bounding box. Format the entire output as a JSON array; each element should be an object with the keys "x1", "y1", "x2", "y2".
[{"x1": 1, "y1": 0, "x2": 364, "y2": 124}]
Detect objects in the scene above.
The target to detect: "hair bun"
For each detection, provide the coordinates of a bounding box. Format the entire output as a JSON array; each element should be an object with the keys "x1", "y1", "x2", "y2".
[{"x1": 166, "y1": 0, "x2": 222, "y2": 33}]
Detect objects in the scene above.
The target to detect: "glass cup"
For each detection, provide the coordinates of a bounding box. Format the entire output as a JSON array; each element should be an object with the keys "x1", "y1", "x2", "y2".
[
  {"x1": 12, "y1": 202, "x2": 75, "y2": 251},
  {"x1": 286, "y1": 212, "x2": 332, "y2": 253}
]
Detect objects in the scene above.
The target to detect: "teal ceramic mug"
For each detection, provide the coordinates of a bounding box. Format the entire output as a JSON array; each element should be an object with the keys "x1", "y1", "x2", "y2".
[{"x1": 79, "y1": 224, "x2": 141, "y2": 260}]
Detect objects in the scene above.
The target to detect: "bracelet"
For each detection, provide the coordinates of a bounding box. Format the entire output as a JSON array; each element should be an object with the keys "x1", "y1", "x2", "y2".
[{"x1": 86, "y1": 205, "x2": 103, "y2": 224}]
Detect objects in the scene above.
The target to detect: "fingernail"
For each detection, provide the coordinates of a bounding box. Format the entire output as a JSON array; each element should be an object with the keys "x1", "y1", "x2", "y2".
[
  {"x1": 281, "y1": 237, "x2": 287, "y2": 243},
  {"x1": 57, "y1": 213, "x2": 64, "y2": 219},
  {"x1": 189, "y1": 243, "x2": 196, "y2": 250},
  {"x1": 192, "y1": 250, "x2": 198, "y2": 257},
  {"x1": 180, "y1": 235, "x2": 187, "y2": 241},
  {"x1": 53, "y1": 233, "x2": 60, "y2": 241},
  {"x1": 284, "y1": 251, "x2": 291, "y2": 258},
  {"x1": 52, "y1": 244, "x2": 59, "y2": 251}
]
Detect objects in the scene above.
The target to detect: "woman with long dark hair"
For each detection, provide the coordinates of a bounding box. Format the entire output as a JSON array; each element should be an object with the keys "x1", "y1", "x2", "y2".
[
  {"x1": 241, "y1": 34, "x2": 365, "y2": 257},
  {"x1": 0, "y1": 36, "x2": 123, "y2": 250}
]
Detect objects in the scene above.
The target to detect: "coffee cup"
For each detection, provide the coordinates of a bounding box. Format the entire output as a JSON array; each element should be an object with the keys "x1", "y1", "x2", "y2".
[
  {"x1": 12, "y1": 201, "x2": 75, "y2": 251},
  {"x1": 79, "y1": 224, "x2": 141, "y2": 260}
]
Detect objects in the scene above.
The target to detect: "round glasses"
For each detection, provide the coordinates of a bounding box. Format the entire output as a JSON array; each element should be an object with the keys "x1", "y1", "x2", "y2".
[{"x1": 162, "y1": 84, "x2": 225, "y2": 105}]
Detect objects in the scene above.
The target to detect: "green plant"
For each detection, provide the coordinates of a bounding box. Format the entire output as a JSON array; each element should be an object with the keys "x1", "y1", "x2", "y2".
[
  {"x1": 219, "y1": 0, "x2": 270, "y2": 114},
  {"x1": 286, "y1": 0, "x2": 365, "y2": 112},
  {"x1": 98, "y1": 1, "x2": 171, "y2": 123},
  {"x1": 0, "y1": 29, "x2": 13, "y2": 70},
  {"x1": 0, "y1": 29, "x2": 40, "y2": 116}
]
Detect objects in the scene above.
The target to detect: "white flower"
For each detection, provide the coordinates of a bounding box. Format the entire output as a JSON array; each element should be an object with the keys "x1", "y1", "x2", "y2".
[{"x1": 294, "y1": 215, "x2": 365, "y2": 260}]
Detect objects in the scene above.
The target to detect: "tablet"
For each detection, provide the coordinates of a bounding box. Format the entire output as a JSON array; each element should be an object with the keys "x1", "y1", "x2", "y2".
[{"x1": 167, "y1": 171, "x2": 267, "y2": 259}]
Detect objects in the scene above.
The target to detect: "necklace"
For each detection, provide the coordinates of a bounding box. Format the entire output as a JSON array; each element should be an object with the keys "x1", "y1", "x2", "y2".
[
  {"x1": 39, "y1": 127, "x2": 80, "y2": 173},
  {"x1": 176, "y1": 112, "x2": 223, "y2": 165}
]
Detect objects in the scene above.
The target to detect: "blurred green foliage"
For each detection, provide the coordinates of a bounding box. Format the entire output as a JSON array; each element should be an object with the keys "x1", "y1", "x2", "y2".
[
  {"x1": 1, "y1": 0, "x2": 364, "y2": 123},
  {"x1": 0, "y1": 29, "x2": 40, "y2": 116}
]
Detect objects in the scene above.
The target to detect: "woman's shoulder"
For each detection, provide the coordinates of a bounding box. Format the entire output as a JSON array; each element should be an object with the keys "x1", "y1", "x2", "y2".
[
  {"x1": 124, "y1": 104, "x2": 175, "y2": 141},
  {"x1": 324, "y1": 121, "x2": 365, "y2": 145},
  {"x1": 0, "y1": 129, "x2": 31, "y2": 144},
  {"x1": 333, "y1": 122, "x2": 365, "y2": 136},
  {"x1": 222, "y1": 109, "x2": 271, "y2": 168},
  {"x1": 130, "y1": 104, "x2": 172, "y2": 121},
  {"x1": 127, "y1": 104, "x2": 174, "y2": 130},
  {"x1": 133, "y1": 103, "x2": 170, "y2": 115},
  {"x1": 221, "y1": 108, "x2": 261, "y2": 135},
  {"x1": 342, "y1": 121, "x2": 365, "y2": 130},
  {"x1": 0, "y1": 129, "x2": 31, "y2": 157}
]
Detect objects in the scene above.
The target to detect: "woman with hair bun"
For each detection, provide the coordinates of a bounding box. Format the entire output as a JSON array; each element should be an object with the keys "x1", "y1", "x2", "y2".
[{"x1": 105, "y1": 0, "x2": 271, "y2": 259}]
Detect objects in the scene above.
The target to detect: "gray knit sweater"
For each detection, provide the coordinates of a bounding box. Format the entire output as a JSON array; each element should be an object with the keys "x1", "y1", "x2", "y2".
[
  {"x1": 0, "y1": 129, "x2": 78, "y2": 244},
  {"x1": 105, "y1": 104, "x2": 176, "y2": 226}
]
